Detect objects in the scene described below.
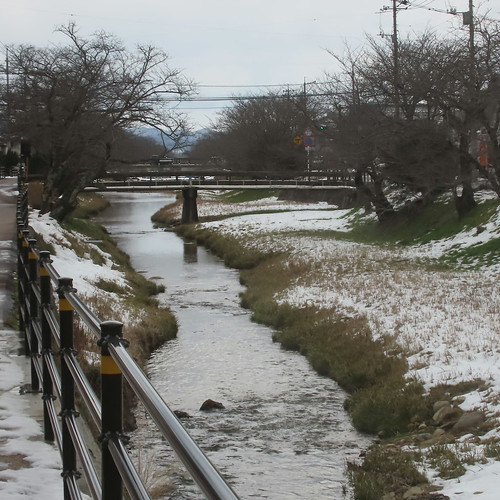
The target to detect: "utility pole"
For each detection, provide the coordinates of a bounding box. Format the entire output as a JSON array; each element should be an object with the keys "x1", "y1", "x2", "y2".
[
  {"x1": 392, "y1": 0, "x2": 400, "y2": 119},
  {"x1": 467, "y1": 0, "x2": 474, "y2": 82},
  {"x1": 6, "y1": 48, "x2": 10, "y2": 128},
  {"x1": 380, "y1": 1, "x2": 408, "y2": 119}
]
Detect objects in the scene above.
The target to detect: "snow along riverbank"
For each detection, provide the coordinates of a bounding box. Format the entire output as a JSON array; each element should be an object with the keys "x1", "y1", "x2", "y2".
[
  {"x1": 189, "y1": 191, "x2": 500, "y2": 499},
  {"x1": 1, "y1": 187, "x2": 498, "y2": 499}
]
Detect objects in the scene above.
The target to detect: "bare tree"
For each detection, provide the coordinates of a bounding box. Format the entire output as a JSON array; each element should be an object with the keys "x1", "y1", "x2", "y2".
[
  {"x1": 201, "y1": 91, "x2": 316, "y2": 174},
  {"x1": 471, "y1": 17, "x2": 500, "y2": 197},
  {"x1": 7, "y1": 23, "x2": 194, "y2": 219},
  {"x1": 320, "y1": 28, "x2": 495, "y2": 221}
]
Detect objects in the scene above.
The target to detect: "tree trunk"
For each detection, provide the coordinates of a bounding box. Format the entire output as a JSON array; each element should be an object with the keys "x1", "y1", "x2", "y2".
[
  {"x1": 354, "y1": 168, "x2": 395, "y2": 223},
  {"x1": 454, "y1": 133, "x2": 477, "y2": 218},
  {"x1": 43, "y1": 162, "x2": 92, "y2": 221}
]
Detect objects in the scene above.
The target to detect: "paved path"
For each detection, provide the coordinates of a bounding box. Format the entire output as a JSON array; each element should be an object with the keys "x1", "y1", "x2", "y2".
[{"x1": 0, "y1": 178, "x2": 63, "y2": 499}]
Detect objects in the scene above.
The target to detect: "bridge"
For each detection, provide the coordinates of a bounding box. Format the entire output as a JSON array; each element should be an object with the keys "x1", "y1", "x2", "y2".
[{"x1": 89, "y1": 167, "x2": 360, "y2": 223}]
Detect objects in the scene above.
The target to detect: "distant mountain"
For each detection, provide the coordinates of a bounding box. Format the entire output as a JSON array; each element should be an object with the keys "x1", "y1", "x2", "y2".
[{"x1": 134, "y1": 127, "x2": 213, "y2": 152}]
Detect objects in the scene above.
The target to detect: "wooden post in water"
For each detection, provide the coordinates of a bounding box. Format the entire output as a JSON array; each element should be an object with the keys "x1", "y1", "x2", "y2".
[{"x1": 181, "y1": 186, "x2": 199, "y2": 223}]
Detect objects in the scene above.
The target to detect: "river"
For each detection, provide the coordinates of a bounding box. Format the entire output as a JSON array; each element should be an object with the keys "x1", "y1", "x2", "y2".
[{"x1": 95, "y1": 191, "x2": 370, "y2": 499}]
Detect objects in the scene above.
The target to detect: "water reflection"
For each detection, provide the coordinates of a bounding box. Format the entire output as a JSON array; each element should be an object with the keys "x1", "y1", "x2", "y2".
[{"x1": 183, "y1": 241, "x2": 198, "y2": 263}]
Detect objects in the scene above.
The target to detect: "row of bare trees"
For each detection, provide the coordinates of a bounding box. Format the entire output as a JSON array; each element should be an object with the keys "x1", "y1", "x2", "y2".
[
  {"x1": 193, "y1": 14, "x2": 500, "y2": 222},
  {"x1": 2, "y1": 14, "x2": 499, "y2": 223},
  {"x1": 1, "y1": 23, "x2": 193, "y2": 219}
]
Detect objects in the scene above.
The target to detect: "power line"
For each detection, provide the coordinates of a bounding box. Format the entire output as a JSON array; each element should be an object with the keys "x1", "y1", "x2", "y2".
[{"x1": 197, "y1": 83, "x2": 305, "y2": 89}]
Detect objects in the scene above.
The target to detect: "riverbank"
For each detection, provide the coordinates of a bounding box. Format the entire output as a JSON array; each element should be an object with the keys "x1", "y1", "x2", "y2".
[
  {"x1": 153, "y1": 189, "x2": 500, "y2": 499},
  {"x1": 28, "y1": 198, "x2": 178, "y2": 430}
]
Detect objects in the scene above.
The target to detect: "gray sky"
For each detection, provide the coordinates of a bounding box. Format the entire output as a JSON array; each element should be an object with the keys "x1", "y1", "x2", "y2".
[{"x1": 1, "y1": 0, "x2": 495, "y2": 128}]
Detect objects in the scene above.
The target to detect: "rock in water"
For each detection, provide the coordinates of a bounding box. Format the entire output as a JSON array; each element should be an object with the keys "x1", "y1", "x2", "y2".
[
  {"x1": 200, "y1": 399, "x2": 225, "y2": 411},
  {"x1": 174, "y1": 410, "x2": 191, "y2": 419}
]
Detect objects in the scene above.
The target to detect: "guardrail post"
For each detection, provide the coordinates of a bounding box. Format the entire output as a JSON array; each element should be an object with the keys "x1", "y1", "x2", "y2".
[
  {"x1": 17, "y1": 219, "x2": 26, "y2": 338},
  {"x1": 21, "y1": 230, "x2": 30, "y2": 344},
  {"x1": 28, "y1": 238, "x2": 40, "y2": 391},
  {"x1": 100, "y1": 320, "x2": 124, "y2": 500},
  {"x1": 58, "y1": 277, "x2": 78, "y2": 499},
  {"x1": 40, "y1": 251, "x2": 54, "y2": 441}
]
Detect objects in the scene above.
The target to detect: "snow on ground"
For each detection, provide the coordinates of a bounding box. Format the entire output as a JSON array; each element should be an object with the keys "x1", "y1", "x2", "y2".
[
  {"x1": 28, "y1": 211, "x2": 140, "y2": 329},
  {"x1": 0, "y1": 179, "x2": 63, "y2": 499},
  {"x1": 29, "y1": 211, "x2": 129, "y2": 299},
  {"x1": 1, "y1": 187, "x2": 498, "y2": 498},
  {"x1": 0, "y1": 208, "x2": 132, "y2": 498},
  {"x1": 0, "y1": 327, "x2": 63, "y2": 499},
  {"x1": 200, "y1": 195, "x2": 500, "y2": 395},
  {"x1": 197, "y1": 192, "x2": 500, "y2": 498}
]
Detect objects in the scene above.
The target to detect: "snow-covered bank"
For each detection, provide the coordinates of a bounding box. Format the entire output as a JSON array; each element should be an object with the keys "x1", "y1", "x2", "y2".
[
  {"x1": 29, "y1": 213, "x2": 129, "y2": 300},
  {"x1": 192, "y1": 192, "x2": 500, "y2": 498}
]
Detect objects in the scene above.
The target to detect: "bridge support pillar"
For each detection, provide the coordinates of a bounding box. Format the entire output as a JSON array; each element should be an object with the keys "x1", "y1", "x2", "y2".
[{"x1": 181, "y1": 187, "x2": 199, "y2": 224}]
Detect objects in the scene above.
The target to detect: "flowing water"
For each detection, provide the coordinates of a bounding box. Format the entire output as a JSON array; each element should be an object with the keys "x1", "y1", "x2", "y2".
[{"x1": 96, "y1": 192, "x2": 370, "y2": 499}]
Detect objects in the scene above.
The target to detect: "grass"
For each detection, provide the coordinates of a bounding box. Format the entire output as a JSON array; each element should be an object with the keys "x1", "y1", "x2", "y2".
[
  {"x1": 347, "y1": 196, "x2": 499, "y2": 246},
  {"x1": 176, "y1": 226, "x2": 431, "y2": 439},
  {"x1": 70, "y1": 192, "x2": 110, "y2": 219},
  {"x1": 444, "y1": 236, "x2": 500, "y2": 268},
  {"x1": 426, "y1": 444, "x2": 466, "y2": 479},
  {"x1": 177, "y1": 224, "x2": 271, "y2": 269},
  {"x1": 40, "y1": 188, "x2": 496, "y2": 495}
]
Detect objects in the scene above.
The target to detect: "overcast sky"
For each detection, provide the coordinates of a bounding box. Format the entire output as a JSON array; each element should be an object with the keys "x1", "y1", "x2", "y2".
[{"x1": 1, "y1": 0, "x2": 497, "y2": 128}]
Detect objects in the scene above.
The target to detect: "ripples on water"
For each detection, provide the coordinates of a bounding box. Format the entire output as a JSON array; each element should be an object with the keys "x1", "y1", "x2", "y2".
[{"x1": 96, "y1": 192, "x2": 370, "y2": 499}]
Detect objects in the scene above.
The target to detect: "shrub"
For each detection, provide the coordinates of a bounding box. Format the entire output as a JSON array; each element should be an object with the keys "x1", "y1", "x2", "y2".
[
  {"x1": 346, "y1": 378, "x2": 428, "y2": 436},
  {"x1": 347, "y1": 445, "x2": 427, "y2": 499}
]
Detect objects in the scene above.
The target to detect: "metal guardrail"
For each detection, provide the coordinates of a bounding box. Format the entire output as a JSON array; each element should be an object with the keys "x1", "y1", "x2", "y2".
[{"x1": 16, "y1": 178, "x2": 239, "y2": 500}]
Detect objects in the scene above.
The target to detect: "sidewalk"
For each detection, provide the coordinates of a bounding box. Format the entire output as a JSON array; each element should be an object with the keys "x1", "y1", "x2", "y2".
[{"x1": 0, "y1": 178, "x2": 63, "y2": 499}]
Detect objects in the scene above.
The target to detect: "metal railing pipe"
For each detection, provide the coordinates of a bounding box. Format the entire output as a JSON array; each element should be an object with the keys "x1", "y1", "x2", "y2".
[
  {"x1": 64, "y1": 474, "x2": 84, "y2": 500},
  {"x1": 31, "y1": 354, "x2": 43, "y2": 389},
  {"x1": 43, "y1": 257, "x2": 61, "y2": 282},
  {"x1": 45, "y1": 352, "x2": 62, "y2": 399},
  {"x1": 17, "y1": 191, "x2": 239, "y2": 500},
  {"x1": 46, "y1": 395, "x2": 63, "y2": 452},
  {"x1": 28, "y1": 238, "x2": 40, "y2": 391},
  {"x1": 66, "y1": 290, "x2": 101, "y2": 337},
  {"x1": 43, "y1": 306, "x2": 61, "y2": 347},
  {"x1": 40, "y1": 250, "x2": 55, "y2": 441},
  {"x1": 65, "y1": 352, "x2": 101, "y2": 428},
  {"x1": 66, "y1": 413, "x2": 102, "y2": 500},
  {"x1": 32, "y1": 318, "x2": 43, "y2": 345}
]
